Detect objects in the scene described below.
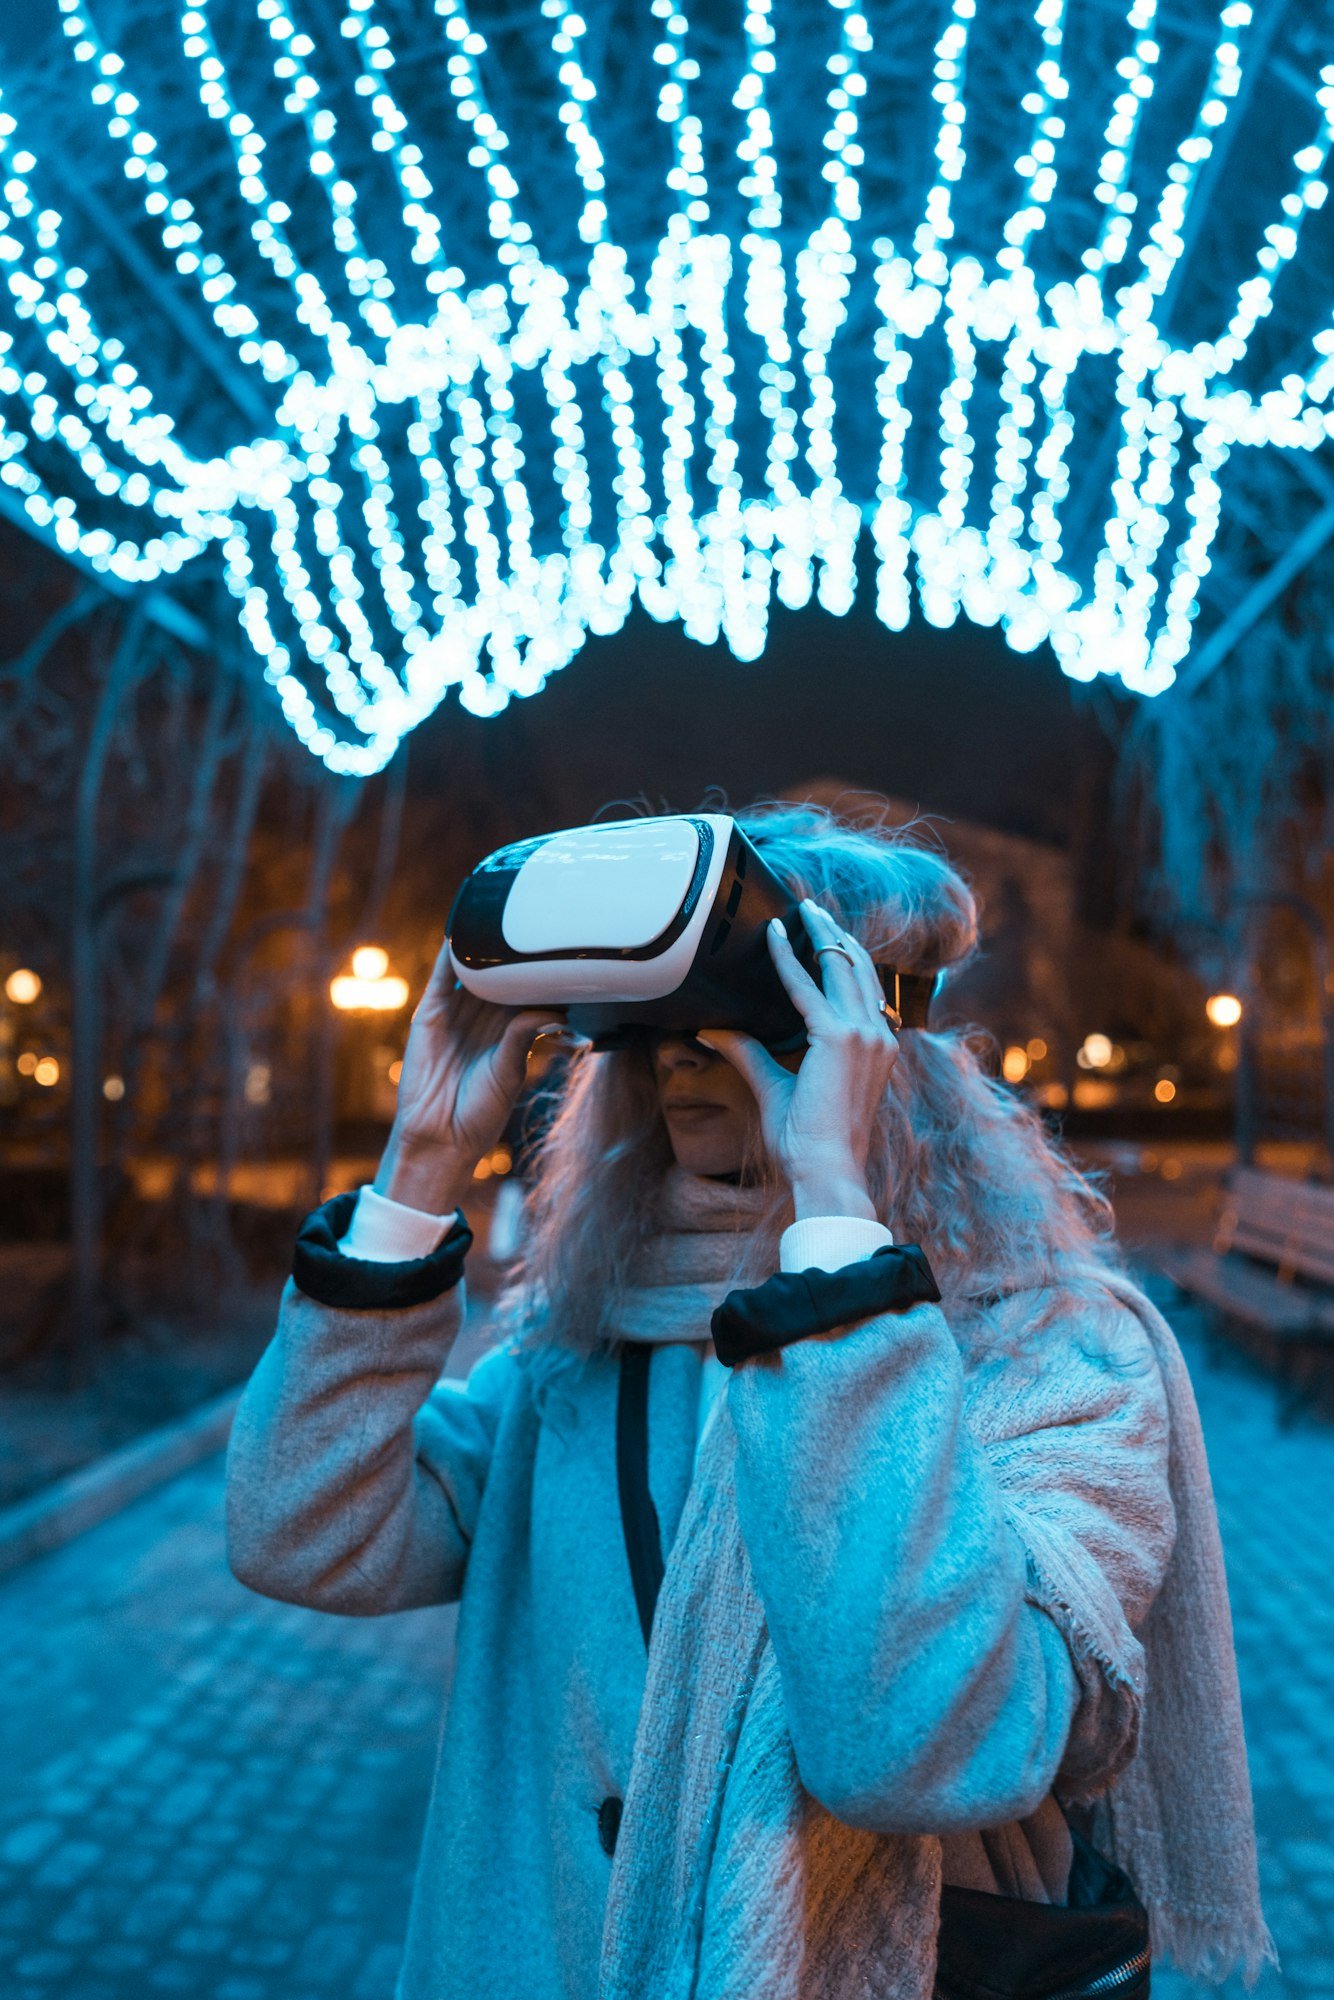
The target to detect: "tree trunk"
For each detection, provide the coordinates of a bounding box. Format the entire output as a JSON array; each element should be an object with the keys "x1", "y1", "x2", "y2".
[
  {"x1": 176, "y1": 706, "x2": 269, "y2": 1252},
  {"x1": 114, "y1": 651, "x2": 236, "y2": 1124},
  {"x1": 354, "y1": 738, "x2": 409, "y2": 945},
  {"x1": 69, "y1": 609, "x2": 147, "y2": 1372},
  {"x1": 306, "y1": 778, "x2": 358, "y2": 1212}
]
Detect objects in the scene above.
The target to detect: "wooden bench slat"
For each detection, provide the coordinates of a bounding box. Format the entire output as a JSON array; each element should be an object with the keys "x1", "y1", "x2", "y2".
[
  {"x1": 1230, "y1": 1221, "x2": 1297, "y2": 1258},
  {"x1": 1216, "y1": 1169, "x2": 1334, "y2": 1288},
  {"x1": 1282, "y1": 1250, "x2": 1334, "y2": 1287},
  {"x1": 1158, "y1": 1247, "x2": 1334, "y2": 1339},
  {"x1": 1232, "y1": 1166, "x2": 1334, "y2": 1208},
  {"x1": 1161, "y1": 1175, "x2": 1334, "y2": 1424},
  {"x1": 1228, "y1": 1225, "x2": 1334, "y2": 1284}
]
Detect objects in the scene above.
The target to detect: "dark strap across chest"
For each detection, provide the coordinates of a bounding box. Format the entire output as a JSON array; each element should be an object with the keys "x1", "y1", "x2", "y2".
[{"x1": 616, "y1": 1343, "x2": 664, "y2": 1648}]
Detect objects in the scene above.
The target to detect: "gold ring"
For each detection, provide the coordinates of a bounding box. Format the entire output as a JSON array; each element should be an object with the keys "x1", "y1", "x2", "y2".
[{"x1": 814, "y1": 942, "x2": 856, "y2": 964}]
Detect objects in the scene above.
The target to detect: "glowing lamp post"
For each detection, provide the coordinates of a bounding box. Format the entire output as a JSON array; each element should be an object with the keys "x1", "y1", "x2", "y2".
[
  {"x1": 324, "y1": 945, "x2": 411, "y2": 1179},
  {"x1": 1205, "y1": 993, "x2": 1243, "y2": 1029},
  {"x1": 330, "y1": 946, "x2": 410, "y2": 1013},
  {"x1": 1076, "y1": 1033, "x2": 1115, "y2": 1071},
  {"x1": 1, "y1": 966, "x2": 45, "y2": 1110}
]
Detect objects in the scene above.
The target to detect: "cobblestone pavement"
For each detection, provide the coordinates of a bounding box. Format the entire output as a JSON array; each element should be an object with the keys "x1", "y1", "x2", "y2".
[
  {"x1": 0, "y1": 1453, "x2": 454, "y2": 2000},
  {"x1": 1, "y1": 1287, "x2": 1332, "y2": 1999}
]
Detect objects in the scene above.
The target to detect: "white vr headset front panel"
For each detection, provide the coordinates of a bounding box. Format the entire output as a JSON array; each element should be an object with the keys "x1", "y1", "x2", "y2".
[
  {"x1": 452, "y1": 813, "x2": 734, "y2": 1005},
  {"x1": 502, "y1": 818, "x2": 700, "y2": 954}
]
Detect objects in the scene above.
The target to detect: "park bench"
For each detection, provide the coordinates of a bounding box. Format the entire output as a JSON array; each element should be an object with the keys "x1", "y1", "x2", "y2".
[{"x1": 1158, "y1": 1166, "x2": 1334, "y2": 1422}]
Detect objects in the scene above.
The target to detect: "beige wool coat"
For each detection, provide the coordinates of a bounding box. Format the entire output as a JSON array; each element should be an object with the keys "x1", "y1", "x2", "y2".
[{"x1": 226, "y1": 1168, "x2": 1269, "y2": 1998}]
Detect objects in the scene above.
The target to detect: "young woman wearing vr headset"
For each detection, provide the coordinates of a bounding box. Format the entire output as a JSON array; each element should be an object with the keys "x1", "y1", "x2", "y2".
[{"x1": 227, "y1": 802, "x2": 1267, "y2": 2000}]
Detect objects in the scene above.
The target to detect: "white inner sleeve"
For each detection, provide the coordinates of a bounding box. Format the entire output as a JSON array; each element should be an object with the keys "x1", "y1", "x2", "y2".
[
  {"x1": 340, "y1": 1184, "x2": 459, "y2": 1263},
  {"x1": 779, "y1": 1213, "x2": 894, "y2": 1274}
]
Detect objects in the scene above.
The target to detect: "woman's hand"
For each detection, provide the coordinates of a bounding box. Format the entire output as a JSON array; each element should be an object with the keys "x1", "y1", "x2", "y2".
[
  {"x1": 373, "y1": 937, "x2": 570, "y2": 1215},
  {"x1": 698, "y1": 899, "x2": 899, "y2": 1220}
]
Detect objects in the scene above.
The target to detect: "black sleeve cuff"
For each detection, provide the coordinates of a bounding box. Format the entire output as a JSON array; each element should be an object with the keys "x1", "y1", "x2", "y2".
[
  {"x1": 291, "y1": 1190, "x2": 474, "y2": 1311},
  {"x1": 710, "y1": 1242, "x2": 941, "y2": 1368}
]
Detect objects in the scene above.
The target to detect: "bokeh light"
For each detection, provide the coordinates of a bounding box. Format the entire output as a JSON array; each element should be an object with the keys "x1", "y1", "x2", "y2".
[
  {"x1": 5, "y1": 968, "x2": 42, "y2": 1004},
  {"x1": 351, "y1": 945, "x2": 390, "y2": 981}
]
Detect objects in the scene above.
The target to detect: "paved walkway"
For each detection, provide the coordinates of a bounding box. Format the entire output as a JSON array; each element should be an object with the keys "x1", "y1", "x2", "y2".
[
  {"x1": 1, "y1": 1288, "x2": 1331, "y2": 1999},
  {"x1": 0, "y1": 1455, "x2": 454, "y2": 2000}
]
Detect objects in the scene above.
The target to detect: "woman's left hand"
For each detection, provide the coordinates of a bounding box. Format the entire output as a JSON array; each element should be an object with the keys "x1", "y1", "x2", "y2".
[{"x1": 697, "y1": 899, "x2": 900, "y2": 1215}]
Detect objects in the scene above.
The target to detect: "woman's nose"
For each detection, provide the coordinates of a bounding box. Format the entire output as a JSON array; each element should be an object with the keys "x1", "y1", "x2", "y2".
[{"x1": 655, "y1": 1033, "x2": 711, "y2": 1074}]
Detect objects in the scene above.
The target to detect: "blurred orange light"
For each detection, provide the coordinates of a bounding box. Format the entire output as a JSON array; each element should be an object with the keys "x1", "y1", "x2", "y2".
[
  {"x1": 351, "y1": 944, "x2": 390, "y2": 981},
  {"x1": 331, "y1": 973, "x2": 410, "y2": 1012},
  {"x1": 388, "y1": 1059, "x2": 403, "y2": 1085},
  {"x1": 1025, "y1": 1037, "x2": 1048, "y2": 1061},
  {"x1": 1002, "y1": 1045, "x2": 1030, "y2": 1082},
  {"x1": 1206, "y1": 993, "x2": 1242, "y2": 1028},
  {"x1": 1078, "y1": 1033, "x2": 1114, "y2": 1070},
  {"x1": 16, "y1": 1051, "x2": 37, "y2": 1075},
  {"x1": 1072, "y1": 1078, "x2": 1116, "y2": 1109},
  {"x1": 33, "y1": 1056, "x2": 60, "y2": 1087},
  {"x1": 5, "y1": 967, "x2": 41, "y2": 1004},
  {"x1": 1154, "y1": 1078, "x2": 1177, "y2": 1103}
]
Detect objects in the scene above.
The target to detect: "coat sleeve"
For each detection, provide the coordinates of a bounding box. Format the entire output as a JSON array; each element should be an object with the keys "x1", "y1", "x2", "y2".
[
  {"x1": 226, "y1": 1276, "x2": 521, "y2": 1615},
  {"x1": 726, "y1": 1280, "x2": 1174, "y2": 1836}
]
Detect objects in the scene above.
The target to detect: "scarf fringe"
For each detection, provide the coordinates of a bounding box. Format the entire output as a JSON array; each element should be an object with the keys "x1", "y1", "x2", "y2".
[{"x1": 1147, "y1": 1902, "x2": 1280, "y2": 1989}]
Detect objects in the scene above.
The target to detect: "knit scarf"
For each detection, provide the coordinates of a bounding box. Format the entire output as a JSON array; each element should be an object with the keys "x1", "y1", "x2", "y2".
[{"x1": 596, "y1": 1163, "x2": 1272, "y2": 1998}]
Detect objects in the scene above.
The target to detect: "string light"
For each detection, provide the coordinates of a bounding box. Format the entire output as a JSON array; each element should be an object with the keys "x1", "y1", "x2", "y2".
[{"x1": 0, "y1": 0, "x2": 1329, "y2": 771}]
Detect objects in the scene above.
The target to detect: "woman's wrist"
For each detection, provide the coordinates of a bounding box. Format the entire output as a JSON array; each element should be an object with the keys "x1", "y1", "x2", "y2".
[
  {"x1": 373, "y1": 1130, "x2": 477, "y2": 1216},
  {"x1": 789, "y1": 1160, "x2": 877, "y2": 1222}
]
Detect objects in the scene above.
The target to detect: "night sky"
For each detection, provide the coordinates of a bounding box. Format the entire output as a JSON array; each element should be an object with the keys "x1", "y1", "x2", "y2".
[{"x1": 403, "y1": 568, "x2": 1128, "y2": 864}]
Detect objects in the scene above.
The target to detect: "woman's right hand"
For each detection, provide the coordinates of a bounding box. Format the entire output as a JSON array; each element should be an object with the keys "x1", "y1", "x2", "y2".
[{"x1": 372, "y1": 937, "x2": 570, "y2": 1216}]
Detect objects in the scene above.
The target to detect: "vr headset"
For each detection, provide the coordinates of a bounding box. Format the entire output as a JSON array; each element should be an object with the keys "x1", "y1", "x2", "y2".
[{"x1": 446, "y1": 813, "x2": 938, "y2": 1054}]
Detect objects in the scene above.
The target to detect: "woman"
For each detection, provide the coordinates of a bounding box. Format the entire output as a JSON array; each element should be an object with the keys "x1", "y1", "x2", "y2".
[{"x1": 227, "y1": 801, "x2": 1270, "y2": 2000}]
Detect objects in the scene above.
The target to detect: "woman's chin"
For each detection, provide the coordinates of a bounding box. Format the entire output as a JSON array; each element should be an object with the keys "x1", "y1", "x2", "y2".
[{"x1": 668, "y1": 1135, "x2": 745, "y2": 1179}]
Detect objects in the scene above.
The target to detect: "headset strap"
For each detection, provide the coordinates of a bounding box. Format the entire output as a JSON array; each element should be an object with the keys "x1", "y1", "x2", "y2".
[{"x1": 878, "y1": 965, "x2": 939, "y2": 1031}]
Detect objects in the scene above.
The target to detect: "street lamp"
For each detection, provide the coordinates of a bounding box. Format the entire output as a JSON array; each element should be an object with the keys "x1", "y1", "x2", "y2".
[
  {"x1": 1077, "y1": 1033, "x2": 1114, "y2": 1070},
  {"x1": 330, "y1": 945, "x2": 410, "y2": 1012},
  {"x1": 1205, "y1": 993, "x2": 1243, "y2": 1028}
]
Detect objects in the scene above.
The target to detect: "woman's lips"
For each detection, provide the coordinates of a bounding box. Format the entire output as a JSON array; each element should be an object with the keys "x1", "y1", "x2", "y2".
[{"x1": 664, "y1": 1102, "x2": 725, "y2": 1120}]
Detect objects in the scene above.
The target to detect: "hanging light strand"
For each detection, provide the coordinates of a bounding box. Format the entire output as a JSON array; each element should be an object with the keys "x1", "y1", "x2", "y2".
[{"x1": 0, "y1": 0, "x2": 1327, "y2": 771}]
